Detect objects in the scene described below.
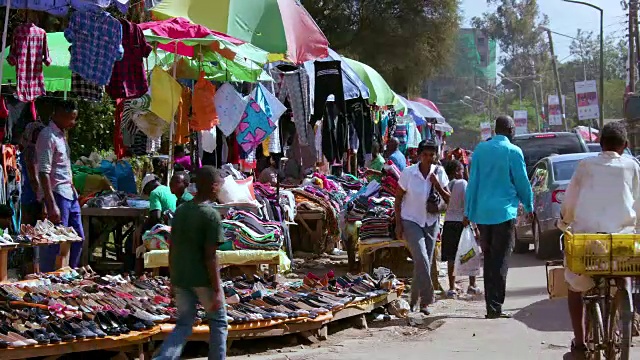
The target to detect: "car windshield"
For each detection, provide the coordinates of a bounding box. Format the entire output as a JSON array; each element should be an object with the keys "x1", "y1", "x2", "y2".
[
  {"x1": 552, "y1": 160, "x2": 581, "y2": 181},
  {"x1": 586, "y1": 143, "x2": 632, "y2": 155},
  {"x1": 512, "y1": 135, "x2": 585, "y2": 172}
]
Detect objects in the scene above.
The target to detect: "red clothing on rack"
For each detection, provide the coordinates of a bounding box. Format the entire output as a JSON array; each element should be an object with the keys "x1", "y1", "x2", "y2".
[
  {"x1": 114, "y1": 99, "x2": 125, "y2": 159},
  {"x1": 107, "y1": 20, "x2": 153, "y2": 100},
  {"x1": 7, "y1": 23, "x2": 51, "y2": 102}
]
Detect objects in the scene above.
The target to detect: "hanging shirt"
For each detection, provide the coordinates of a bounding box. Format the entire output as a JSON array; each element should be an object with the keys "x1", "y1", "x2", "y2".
[
  {"x1": 215, "y1": 83, "x2": 246, "y2": 136},
  {"x1": 191, "y1": 73, "x2": 219, "y2": 131},
  {"x1": 7, "y1": 23, "x2": 51, "y2": 102},
  {"x1": 65, "y1": 10, "x2": 124, "y2": 86},
  {"x1": 107, "y1": 19, "x2": 153, "y2": 99}
]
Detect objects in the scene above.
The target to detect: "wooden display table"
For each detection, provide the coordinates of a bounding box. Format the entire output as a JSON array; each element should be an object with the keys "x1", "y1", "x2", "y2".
[
  {"x1": 292, "y1": 209, "x2": 327, "y2": 254},
  {"x1": 81, "y1": 207, "x2": 148, "y2": 272},
  {"x1": 0, "y1": 329, "x2": 157, "y2": 360},
  {"x1": 0, "y1": 241, "x2": 74, "y2": 283}
]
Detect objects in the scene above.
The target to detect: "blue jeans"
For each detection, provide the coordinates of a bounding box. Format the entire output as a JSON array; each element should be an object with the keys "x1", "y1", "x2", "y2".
[
  {"x1": 40, "y1": 193, "x2": 85, "y2": 272},
  {"x1": 154, "y1": 287, "x2": 228, "y2": 360},
  {"x1": 403, "y1": 220, "x2": 439, "y2": 307}
]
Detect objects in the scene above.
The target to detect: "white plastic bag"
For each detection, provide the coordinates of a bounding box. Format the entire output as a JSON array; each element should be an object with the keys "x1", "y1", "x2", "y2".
[{"x1": 454, "y1": 226, "x2": 483, "y2": 277}]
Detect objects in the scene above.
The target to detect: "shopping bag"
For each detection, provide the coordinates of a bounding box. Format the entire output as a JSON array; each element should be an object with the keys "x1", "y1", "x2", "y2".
[{"x1": 454, "y1": 226, "x2": 483, "y2": 277}]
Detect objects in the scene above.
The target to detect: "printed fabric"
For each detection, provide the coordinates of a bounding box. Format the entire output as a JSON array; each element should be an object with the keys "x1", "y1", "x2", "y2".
[
  {"x1": 236, "y1": 98, "x2": 276, "y2": 154},
  {"x1": 65, "y1": 10, "x2": 124, "y2": 86},
  {"x1": 7, "y1": 23, "x2": 51, "y2": 102},
  {"x1": 215, "y1": 83, "x2": 246, "y2": 136},
  {"x1": 107, "y1": 19, "x2": 153, "y2": 99},
  {"x1": 71, "y1": 73, "x2": 104, "y2": 102},
  {"x1": 252, "y1": 84, "x2": 286, "y2": 154},
  {"x1": 126, "y1": 94, "x2": 167, "y2": 139},
  {"x1": 191, "y1": 72, "x2": 219, "y2": 131}
]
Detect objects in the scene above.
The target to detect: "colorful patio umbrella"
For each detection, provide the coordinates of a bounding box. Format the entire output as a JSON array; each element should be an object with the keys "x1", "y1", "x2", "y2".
[
  {"x1": 2, "y1": 32, "x2": 72, "y2": 92},
  {"x1": 412, "y1": 97, "x2": 442, "y2": 115},
  {"x1": 343, "y1": 57, "x2": 396, "y2": 106},
  {"x1": 149, "y1": 0, "x2": 329, "y2": 64},
  {"x1": 140, "y1": 18, "x2": 270, "y2": 65},
  {"x1": 146, "y1": 49, "x2": 272, "y2": 83}
]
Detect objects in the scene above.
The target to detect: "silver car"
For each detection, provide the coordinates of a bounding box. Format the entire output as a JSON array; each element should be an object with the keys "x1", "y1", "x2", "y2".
[{"x1": 515, "y1": 152, "x2": 598, "y2": 259}]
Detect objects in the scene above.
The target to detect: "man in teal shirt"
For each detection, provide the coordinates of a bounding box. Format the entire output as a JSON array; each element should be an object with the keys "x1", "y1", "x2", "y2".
[{"x1": 464, "y1": 115, "x2": 533, "y2": 319}]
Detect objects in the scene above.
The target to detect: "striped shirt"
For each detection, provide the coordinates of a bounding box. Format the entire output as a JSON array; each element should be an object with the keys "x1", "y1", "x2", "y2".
[{"x1": 36, "y1": 121, "x2": 75, "y2": 200}]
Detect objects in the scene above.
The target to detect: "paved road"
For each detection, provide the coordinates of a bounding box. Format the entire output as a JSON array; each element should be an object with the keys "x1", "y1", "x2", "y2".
[{"x1": 223, "y1": 252, "x2": 638, "y2": 360}]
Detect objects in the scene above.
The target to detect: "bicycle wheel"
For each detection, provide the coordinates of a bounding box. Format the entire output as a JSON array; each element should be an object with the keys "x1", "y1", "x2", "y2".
[
  {"x1": 586, "y1": 302, "x2": 604, "y2": 360},
  {"x1": 607, "y1": 288, "x2": 633, "y2": 360}
]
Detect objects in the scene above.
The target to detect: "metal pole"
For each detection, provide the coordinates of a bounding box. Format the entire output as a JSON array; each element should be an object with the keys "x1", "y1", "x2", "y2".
[
  {"x1": 533, "y1": 82, "x2": 541, "y2": 132},
  {"x1": 563, "y1": 0, "x2": 605, "y2": 129},
  {"x1": 546, "y1": 30, "x2": 567, "y2": 131},
  {"x1": 599, "y1": 6, "x2": 604, "y2": 129},
  {"x1": 0, "y1": 0, "x2": 12, "y2": 95},
  {"x1": 631, "y1": 2, "x2": 637, "y2": 94}
]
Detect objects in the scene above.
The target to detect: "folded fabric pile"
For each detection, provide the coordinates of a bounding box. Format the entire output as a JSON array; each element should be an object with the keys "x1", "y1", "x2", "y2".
[
  {"x1": 142, "y1": 224, "x2": 171, "y2": 251},
  {"x1": 359, "y1": 197, "x2": 395, "y2": 240},
  {"x1": 380, "y1": 164, "x2": 400, "y2": 197},
  {"x1": 223, "y1": 210, "x2": 283, "y2": 251}
]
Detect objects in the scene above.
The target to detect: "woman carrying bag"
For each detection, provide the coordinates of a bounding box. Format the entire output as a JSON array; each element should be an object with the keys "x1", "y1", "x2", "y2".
[{"x1": 395, "y1": 139, "x2": 450, "y2": 315}]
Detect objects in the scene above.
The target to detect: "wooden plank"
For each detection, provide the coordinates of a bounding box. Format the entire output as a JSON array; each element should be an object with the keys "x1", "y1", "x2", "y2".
[
  {"x1": 0, "y1": 332, "x2": 152, "y2": 360},
  {"x1": 81, "y1": 207, "x2": 148, "y2": 217},
  {"x1": 296, "y1": 210, "x2": 325, "y2": 221},
  {"x1": 0, "y1": 248, "x2": 9, "y2": 283}
]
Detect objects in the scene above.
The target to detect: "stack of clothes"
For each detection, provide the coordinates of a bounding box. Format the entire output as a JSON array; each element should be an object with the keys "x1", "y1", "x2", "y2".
[
  {"x1": 358, "y1": 197, "x2": 395, "y2": 241},
  {"x1": 380, "y1": 163, "x2": 401, "y2": 197},
  {"x1": 223, "y1": 210, "x2": 284, "y2": 251}
]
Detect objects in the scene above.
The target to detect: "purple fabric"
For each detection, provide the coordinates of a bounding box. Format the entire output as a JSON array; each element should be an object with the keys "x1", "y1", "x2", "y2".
[
  {"x1": 39, "y1": 193, "x2": 85, "y2": 272},
  {"x1": 235, "y1": 98, "x2": 276, "y2": 154}
]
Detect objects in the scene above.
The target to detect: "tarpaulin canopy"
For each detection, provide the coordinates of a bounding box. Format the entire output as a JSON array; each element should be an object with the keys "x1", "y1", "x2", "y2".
[
  {"x1": 2, "y1": 32, "x2": 71, "y2": 91},
  {"x1": 393, "y1": 93, "x2": 445, "y2": 123},
  {"x1": 140, "y1": 18, "x2": 269, "y2": 65},
  {"x1": 343, "y1": 57, "x2": 395, "y2": 106},
  {"x1": 303, "y1": 48, "x2": 370, "y2": 109},
  {"x1": 393, "y1": 94, "x2": 426, "y2": 126},
  {"x1": 149, "y1": 0, "x2": 329, "y2": 64}
]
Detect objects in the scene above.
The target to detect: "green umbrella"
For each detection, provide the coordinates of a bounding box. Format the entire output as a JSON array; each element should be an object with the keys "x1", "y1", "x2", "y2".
[
  {"x1": 2, "y1": 32, "x2": 72, "y2": 92},
  {"x1": 343, "y1": 58, "x2": 397, "y2": 106},
  {"x1": 146, "y1": 49, "x2": 272, "y2": 83},
  {"x1": 149, "y1": 0, "x2": 329, "y2": 64}
]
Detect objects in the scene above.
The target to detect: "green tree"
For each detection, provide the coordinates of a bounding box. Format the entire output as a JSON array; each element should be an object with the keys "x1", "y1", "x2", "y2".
[{"x1": 303, "y1": 0, "x2": 461, "y2": 94}]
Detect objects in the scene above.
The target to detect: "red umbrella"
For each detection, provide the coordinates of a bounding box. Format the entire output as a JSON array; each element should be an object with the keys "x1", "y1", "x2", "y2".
[
  {"x1": 412, "y1": 97, "x2": 441, "y2": 115},
  {"x1": 574, "y1": 126, "x2": 599, "y2": 142}
]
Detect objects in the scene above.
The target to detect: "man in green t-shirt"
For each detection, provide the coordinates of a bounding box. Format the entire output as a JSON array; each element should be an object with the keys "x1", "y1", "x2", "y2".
[
  {"x1": 142, "y1": 175, "x2": 177, "y2": 229},
  {"x1": 369, "y1": 142, "x2": 385, "y2": 171},
  {"x1": 169, "y1": 171, "x2": 193, "y2": 208},
  {"x1": 155, "y1": 166, "x2": 226, "y2": 360}
]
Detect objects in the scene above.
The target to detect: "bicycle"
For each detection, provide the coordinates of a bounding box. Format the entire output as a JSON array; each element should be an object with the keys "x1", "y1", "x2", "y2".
[{"x1": 550, "y1": 231, "x2": 637, "y2": 359}]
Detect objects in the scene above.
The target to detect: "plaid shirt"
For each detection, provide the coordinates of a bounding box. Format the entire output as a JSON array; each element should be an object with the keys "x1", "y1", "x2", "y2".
[
  {"x1": 65, "y1": 10, "x2": 124, "y2": 86},
  {"x1": 7, "y1": 23, "x2": 51, "y2": 102},
  {"x1": 36, "y1": 121, "x2": 75, "y2": 200},
  {"x1": 107, "y1": 19, "x2": 152, "y2": 99}
]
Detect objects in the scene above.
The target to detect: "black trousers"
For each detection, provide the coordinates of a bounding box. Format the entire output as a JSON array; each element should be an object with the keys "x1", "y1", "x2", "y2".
[
  {"x1": 477, "y1": 219, "x2": 516, "y2": 315},
  {"x1": 312, "y1": 60, "x2": 345, "y2": 123},
  {"x1": 346, "y1": 97, "x2": 372, "y2": 156}
]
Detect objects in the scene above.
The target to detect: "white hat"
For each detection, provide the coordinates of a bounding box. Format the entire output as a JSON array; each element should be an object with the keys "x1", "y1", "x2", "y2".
[{"x1": 141, "y1": 174, "x2": 158, "y2": 193}]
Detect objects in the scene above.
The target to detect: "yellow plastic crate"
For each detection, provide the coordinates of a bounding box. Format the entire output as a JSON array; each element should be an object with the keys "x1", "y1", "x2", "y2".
[{"x1": 564, "y1": 231, "x2": 640, "y2": 276}]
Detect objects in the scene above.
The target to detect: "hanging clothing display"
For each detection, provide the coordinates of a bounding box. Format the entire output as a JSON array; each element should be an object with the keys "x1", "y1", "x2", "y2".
[
  {"x1": 322, "y1": 102, "x2": 347, "y2": 164},
  {"x1": 251, "y1": 84, "x2": 286, "y2": 154},
  {"x1": 7, "y1": 23, "x2": 51, "y2": 102},
  {"x1": 131, "y1": 131, "x2": 148, "y2": 156},
  {"x1": 236, "y1": 97, "x2": 276, "y2": 154},
  {"x1": 174, "y1": 86, "x2": 191, "y2": 145},
  {"x1": 126, "y1": 94, "x2": 166, "y2": 138},
  {"x1": 114, "y1": 99, "x2": 125, "y2": 158},
  {"x1": 201, "y1": 127, "x2": 217, "y2": 153},
  {"x1": 149, "y1": 66, "x2": 181, "y2": 123},
  {"x1": 191, "y1": 72, "x2": 218, "y2": 131},
  {"x1": 271, "y1": 66, "x2": 313, "y2": 147},
  {"x1": 65, "y1": 9, "x2": 124, "y2": 85},
  {"x1": 215, "y1": 83, "x2": 247, "y2": 137},
  {"x1": 107, "y1": 19, "x2": 153, "y2": 99},
  {"x1": 71, "y1": 73, "x2": 104, "y2": 102},
  {"x1": 406, "y1": 119, "x2": 421, "y2": 149},
  {"x1": 312, "y1": 60, "x2": 346, "y2": 123},
  {"x1": 347, "y1": 97, "x2": 372, "y2": 154}
]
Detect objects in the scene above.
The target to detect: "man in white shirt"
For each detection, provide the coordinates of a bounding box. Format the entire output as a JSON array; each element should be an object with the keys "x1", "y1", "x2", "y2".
[{"x1": 559, "y1": 121, "x2": 640, "y2": 357}]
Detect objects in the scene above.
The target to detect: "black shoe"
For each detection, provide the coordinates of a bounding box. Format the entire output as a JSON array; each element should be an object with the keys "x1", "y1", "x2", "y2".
[
  {"x1": 95, "y1": 312, "x2": 120, "y2": 336},
  {"x1": 47, "y1": 323, "x2": 75, "y2": 342},
  {"x1": 485, "y1": 312, "x2": 512, "y2": 319}
]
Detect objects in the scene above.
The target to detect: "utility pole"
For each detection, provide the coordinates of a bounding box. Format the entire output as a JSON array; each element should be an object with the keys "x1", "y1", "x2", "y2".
[
  {"x1": 545, "y1": 29, "x2": 567, "y2": 131},
  {"x1": 630, "y1": 0, "x2": 636, "y2": 94},
  {"x1": 533, "y1": 83, "x2": 541, "y2": 132}
]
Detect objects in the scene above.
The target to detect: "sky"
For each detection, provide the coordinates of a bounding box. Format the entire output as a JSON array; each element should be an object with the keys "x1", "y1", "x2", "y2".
[{"x1": 460, "y1": 0, "x2": 627, "y2": 62}]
